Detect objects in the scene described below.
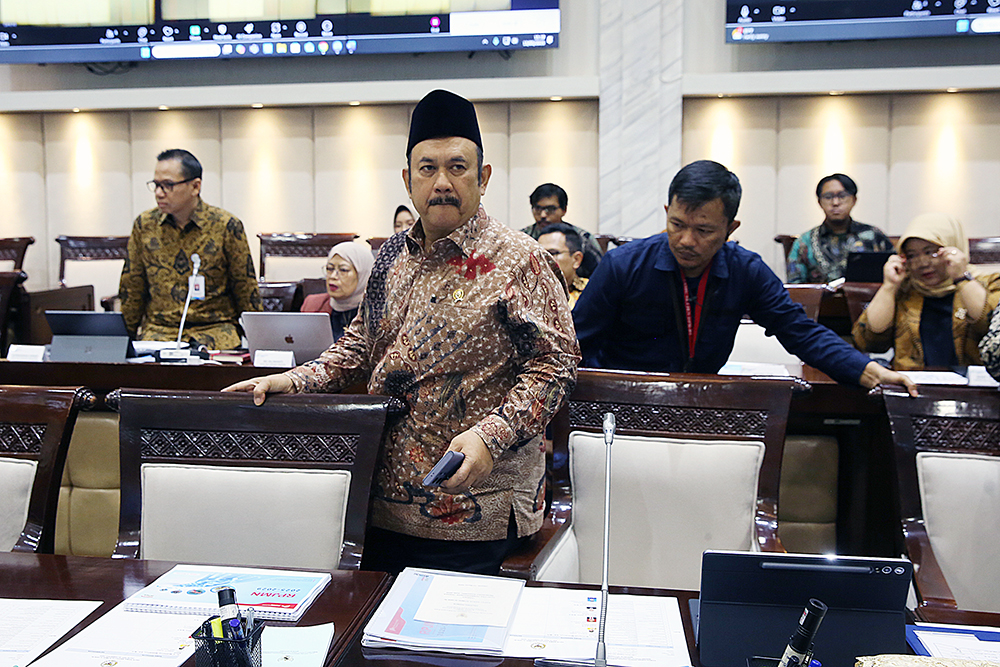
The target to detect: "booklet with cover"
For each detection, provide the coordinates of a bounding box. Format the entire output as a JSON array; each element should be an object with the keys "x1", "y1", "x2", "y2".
[
  {"x1": 362, "y1": 568, "x2": 525, "y2": 655},
  {"x1": 124, "y1": 564, "x2": 331, "y2": 622}
]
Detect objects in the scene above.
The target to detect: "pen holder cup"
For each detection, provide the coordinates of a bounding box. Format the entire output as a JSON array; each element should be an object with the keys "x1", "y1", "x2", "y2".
[{"x1": 193, "y1": 616, "x2": 263, "y2": 667}]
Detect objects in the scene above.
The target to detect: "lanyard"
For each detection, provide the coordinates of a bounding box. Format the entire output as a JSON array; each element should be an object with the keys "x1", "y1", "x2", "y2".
[{"x1": 681, "y1": 272, "x2": 710, "y2": 360}]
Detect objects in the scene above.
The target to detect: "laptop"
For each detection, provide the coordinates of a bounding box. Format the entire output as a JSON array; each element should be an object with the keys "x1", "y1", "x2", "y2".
[
  {"x1": 241, "y1": 312, "x2": 334, "y2": 366},
  {"x1": 695, "y1": 551, "x2": 913, "y2": 667},
  {"x1": 844, "y1": 251, "x2": 894, "y2": 283},
  {"x1": 44, "y1": 310, "x2": 135, "y2": 362}
]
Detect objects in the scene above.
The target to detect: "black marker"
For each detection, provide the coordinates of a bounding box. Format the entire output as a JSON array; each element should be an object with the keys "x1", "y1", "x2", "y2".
[{"x1": 777, "y1": 599, "x2": 827, "y2": 667}]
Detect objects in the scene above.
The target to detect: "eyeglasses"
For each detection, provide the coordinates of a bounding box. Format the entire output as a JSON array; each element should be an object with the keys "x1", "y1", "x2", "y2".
[
  {"x1": 325, "y1": 264, "x2": 355, "y2": 276},
  {"x1": 819, "y1": 191, "x2": 852, "y2": 203},
  {"x1": 545, "y1": 249, "x2": 569, "y2": 258},
  {"x1": 902, "y1": 247, "x2": 942, "y2": 263},
  {"x1": 147, "y1": 177, "x2": 196, "y2": 193},
  {"x1": 532, "y1": 205, "x2": 562, "y2": 215}
]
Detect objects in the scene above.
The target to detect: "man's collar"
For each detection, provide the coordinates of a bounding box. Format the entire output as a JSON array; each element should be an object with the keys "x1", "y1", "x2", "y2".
[
  {"x1": 157, "y1": 197, "x2": 205, "y2": 229},
  {"x1": 654, "y1": 236, "x2": 732, "y2": 280},
  {"x1": 405, "y1": 205, "x2": 489, "y2": 257},
  {"x1": 820, "y1": 218, "x2": 854, "y2": 236}
]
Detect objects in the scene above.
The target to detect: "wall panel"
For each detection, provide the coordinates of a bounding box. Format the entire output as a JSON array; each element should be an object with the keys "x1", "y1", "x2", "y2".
[
  {"x1": 508, "y1": 100, "x2": 599, "y2": 234},
  {"x1": 0, "y1": 113, "x2": 47, "y2": 290}
]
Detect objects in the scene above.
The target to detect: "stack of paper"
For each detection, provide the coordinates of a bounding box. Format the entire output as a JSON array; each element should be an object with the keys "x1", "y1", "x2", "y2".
[
  {"x1": 124, "y1": 564, "x2": 331, "y2": 622},
  {"x1": 363, "y1": 568, "x2": 525, "y2": 655}
]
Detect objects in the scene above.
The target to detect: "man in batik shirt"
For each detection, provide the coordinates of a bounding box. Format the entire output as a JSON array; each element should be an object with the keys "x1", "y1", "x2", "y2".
[
  {"x1": 225, "y1": 90, "x2": 580, "y2": 575},
  {"x1": 119, "y1": 148, "x2": 261, "y2": 349},
  {"x1": 786, "y1": 173, "x2": 894, "y2": 284}
]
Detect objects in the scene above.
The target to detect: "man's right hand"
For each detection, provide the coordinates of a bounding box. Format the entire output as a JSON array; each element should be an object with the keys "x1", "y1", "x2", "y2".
[{"x1": 221, "y1": 373, "x2": 294, "y2": 405}]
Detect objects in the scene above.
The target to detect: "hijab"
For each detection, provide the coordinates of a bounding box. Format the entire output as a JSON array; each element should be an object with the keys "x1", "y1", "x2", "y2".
[
  {"x1": 327, "y1": 241, "x2": 374, "y2": 312},
  {"x1": 897, "y1": 212, "x2": 973, "y2": 299}
]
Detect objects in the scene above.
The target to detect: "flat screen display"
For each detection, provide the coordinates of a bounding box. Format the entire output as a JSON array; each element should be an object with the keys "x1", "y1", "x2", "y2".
[
  {"x1": 0, "y1": 1, "x2": 560, "y2": 64},
  {"x1": 726, "y1": 1, "x2": 1000, "y2": 43}
]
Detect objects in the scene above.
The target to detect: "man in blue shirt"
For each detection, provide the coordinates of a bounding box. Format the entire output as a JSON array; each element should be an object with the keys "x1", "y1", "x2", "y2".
[{"x1": 573, "y1": 160, "x2": 916, "y2": 395}]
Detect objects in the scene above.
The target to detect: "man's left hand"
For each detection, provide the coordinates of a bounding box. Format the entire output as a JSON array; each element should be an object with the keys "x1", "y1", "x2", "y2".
[
  {"x1": 859, "y1": 360, "x2": 919, "y2": 397},
  {"x1": 438, "y1": 430, "x2": 494, "y2": 494}
]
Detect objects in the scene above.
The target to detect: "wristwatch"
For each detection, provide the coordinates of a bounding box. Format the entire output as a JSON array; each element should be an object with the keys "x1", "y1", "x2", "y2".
[{"x1": 954, "y1": 271, "x2": 973, "y2": 284}]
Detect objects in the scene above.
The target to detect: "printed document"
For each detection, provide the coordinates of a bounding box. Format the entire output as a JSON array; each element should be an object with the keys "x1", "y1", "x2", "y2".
[{"x1": 0, "y1": 598, "x2": 101, "y2": 667}]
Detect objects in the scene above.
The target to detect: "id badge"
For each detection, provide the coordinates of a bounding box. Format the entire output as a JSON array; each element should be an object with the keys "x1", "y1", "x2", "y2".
[{"x1": 189, "y1": 274, "x2": 206, "y2": 300}]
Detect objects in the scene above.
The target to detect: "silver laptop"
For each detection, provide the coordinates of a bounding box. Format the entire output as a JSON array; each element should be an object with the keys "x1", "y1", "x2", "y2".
[{"x1": 241, "y1": 312, "x2": 334, "y2": 366}]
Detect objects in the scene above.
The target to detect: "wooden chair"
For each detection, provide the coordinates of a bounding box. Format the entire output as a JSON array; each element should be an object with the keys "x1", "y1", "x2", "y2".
[
  {"x1": 56, "y1": 235, "x2": 129, "y2": 312},
  {"x1": 112, "y1": 389, "x2": 399, "y2": 570},
  {"x1": 367, "y1": 237, "x2": 390, "y2": 255},
  {"x1": 843, "y1": 282, "x2": 882, "y2": 324},
  {"x1": 594, "y1": 234, "x2": 635, "y2": 254},
  {"x1": 0, "y1": 237, "x2": 34, "y2": 270},
  {"x1": 785, "y1": 284, "x2": 826, "y2": 321},
  {"x1": 502, "y1": 370, "x2": 797, "y2": 590},
  {"x1": 969, "y1": 237, "x2": 1000, "y2": 266},
  {"x1": 883, "y1": 384, "x2": 1000, "y2": 617},
  {"x1": 0, "y1": 385, "x2": 94, "y2": 553},
  {"x1": 0, "y1": 271, "x2": 27, "y2": 354},
  {"x1": 775, "y1": 234, "x2": 798, "y2": 263},
  {"x1": 257, "y1": 281, "x2": 301, "y2": 312},
  {"x1": 257, "y1": 232, "x2": 357, "y2": 281}
]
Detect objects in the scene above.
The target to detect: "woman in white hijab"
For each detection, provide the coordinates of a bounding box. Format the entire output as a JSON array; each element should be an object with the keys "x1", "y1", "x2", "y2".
[
  {"x1": 853, "y1": 212, "x2": 1000, "y2": 369},
  {"x1": 300, "y1": 241, "x2": 375, "y2": 341}
]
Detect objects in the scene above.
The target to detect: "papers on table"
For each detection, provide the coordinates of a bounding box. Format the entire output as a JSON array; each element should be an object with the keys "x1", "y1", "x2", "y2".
[
  {"x1": 907, "y1": 623, "x2": 1000, "y2": 661},
  {"x1": 718, "y1": 362, "x2": 792, "y2": 376},
  {"x1": 30, "y1": 601, "x2": 201, "y2": 667},
  {"x1": 363, "y1": 568, "x2": 522, "y2": 655},
  {"x1": 504, "y1": 588, "x2": 692, "y2": 667},
  {"x1": 262, "y1": 623, "x2": 336, "y2": 667},
  {"x1": 0, "y1": 598, "x2": 101, "y2": 667},
  {"x1": 363, "y1": 568, "x2": 693, "y2": 666},
  {"x1": 900, "y1": 367, "x2": 1000, "y2": 387}
]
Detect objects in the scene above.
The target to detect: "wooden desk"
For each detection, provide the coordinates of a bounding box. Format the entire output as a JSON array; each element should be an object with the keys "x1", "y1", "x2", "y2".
[
  {"x1": 336, "y1": 583, "x2": 703, "y2": 667},
  {"x1": 0, "y1": 551, "x2": 392, "y2": 667}
]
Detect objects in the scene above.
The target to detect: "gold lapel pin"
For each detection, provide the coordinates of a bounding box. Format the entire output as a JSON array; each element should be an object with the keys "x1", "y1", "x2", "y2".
[{"x1": 452, "y1": 288, "x2": 465, "y2": 303}]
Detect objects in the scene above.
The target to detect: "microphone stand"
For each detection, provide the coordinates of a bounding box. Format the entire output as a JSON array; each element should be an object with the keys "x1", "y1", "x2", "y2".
[
  {"x1": 175, "y1": 253, "x2": 200, "y2": 349},
  {"x1": 536, "y1": 412, "x2": 619, "y2": 667}
]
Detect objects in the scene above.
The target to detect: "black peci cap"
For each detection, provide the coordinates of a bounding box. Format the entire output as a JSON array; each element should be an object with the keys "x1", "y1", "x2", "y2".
[{"x1": 406, "y1": 89, "x2": 483, "y2": 156}]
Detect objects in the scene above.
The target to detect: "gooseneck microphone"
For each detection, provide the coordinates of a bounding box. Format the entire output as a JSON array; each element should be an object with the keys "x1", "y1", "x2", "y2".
[
  {"x1": 777, "y1": 598, "x2": 827, "y2": 667},
  {"x1": 536, "y1": 411, "x2": 619, "y2": 667},
  {"x1": 175, "y1": 253, "x2": 201, "y2": 348}
]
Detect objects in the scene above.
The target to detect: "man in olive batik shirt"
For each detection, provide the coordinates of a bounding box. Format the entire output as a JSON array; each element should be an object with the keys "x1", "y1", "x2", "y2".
[{"x1": 119, "y1": 149, "x2": 261, "y2": 350}]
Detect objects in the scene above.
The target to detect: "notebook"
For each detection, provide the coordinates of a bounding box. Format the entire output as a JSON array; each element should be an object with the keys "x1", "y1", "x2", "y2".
[
  {"x1": 695, "y1": 550, "x2": 913, "y2": 667},
  {"x1": 242, "y1": 311, "x2": 334, "y2": 366},
  {"x1": 845, "y1": 251, "x2": 894, "y2": 283}
]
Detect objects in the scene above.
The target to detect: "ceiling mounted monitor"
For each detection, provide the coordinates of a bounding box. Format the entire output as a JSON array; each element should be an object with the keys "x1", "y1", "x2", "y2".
[
  {"x1": 0, "y1": 1, "x2": 560, "y2": 64},
  {"x1": 726, "y1": 1, "x2": 1000, "y2": 43}
]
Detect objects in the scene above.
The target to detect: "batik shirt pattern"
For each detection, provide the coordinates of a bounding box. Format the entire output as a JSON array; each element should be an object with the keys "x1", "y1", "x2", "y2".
[
  {"x1": 119, "y1": 198, "x2": 261, "y2": 350},
  {"x1": 786, "y1": 221, "x2": 894, "y2": 284},
  {"x1": 286, "y1": 206, "x2": 580, "y2": 541}
]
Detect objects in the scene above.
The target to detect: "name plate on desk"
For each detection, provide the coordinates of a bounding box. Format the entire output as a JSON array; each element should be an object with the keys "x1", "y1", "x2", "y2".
[
  {"x1": 254, "y1": 349, "x2": 296, "y2": 368},
  {"x1": 5, "y1": 344, "x2": 46, "y2": 362},
  {"x1": 49, "y1": 335, "x2": 129, "y2": 363}
]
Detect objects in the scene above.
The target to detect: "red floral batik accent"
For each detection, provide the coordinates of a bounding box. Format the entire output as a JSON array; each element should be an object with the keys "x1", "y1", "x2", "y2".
[
  {"x1": 427, "y1": 494, "x2": 476, "y2": 525},
  {"x1": 448, "y1": 251, "x2": 496, "y2": 280}
]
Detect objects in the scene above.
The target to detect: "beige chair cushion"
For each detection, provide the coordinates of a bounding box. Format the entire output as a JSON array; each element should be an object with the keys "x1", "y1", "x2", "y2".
[
  {"x1": 140, "y1": 463, "x2": 350, "y2": 570},
  {"x1": 778, "y1": 435, "x2": 838, "y2": 554},
  {"x1": 555, "y1": 431, "x2": 765, "y2": 591},
  {"x1": 918, "y1": 452, "x2": 1000, "y2": 613},
  {"x1": 0, "y1": 459, "x2": 36, "y2": 550},
  {"x1": 56, "y1": 413, "x2": 120, "y2": 557}
]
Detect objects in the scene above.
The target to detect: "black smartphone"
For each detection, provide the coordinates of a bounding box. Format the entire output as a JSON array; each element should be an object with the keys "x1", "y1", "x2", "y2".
[{"x1": 422, "y1": 451, "x2": 465, "y2": 487}]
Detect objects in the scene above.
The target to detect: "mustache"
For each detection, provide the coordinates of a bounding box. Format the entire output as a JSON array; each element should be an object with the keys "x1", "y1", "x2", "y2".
[{"x1": 428, "y1": 196, "x2": 461, "y2": 207}]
